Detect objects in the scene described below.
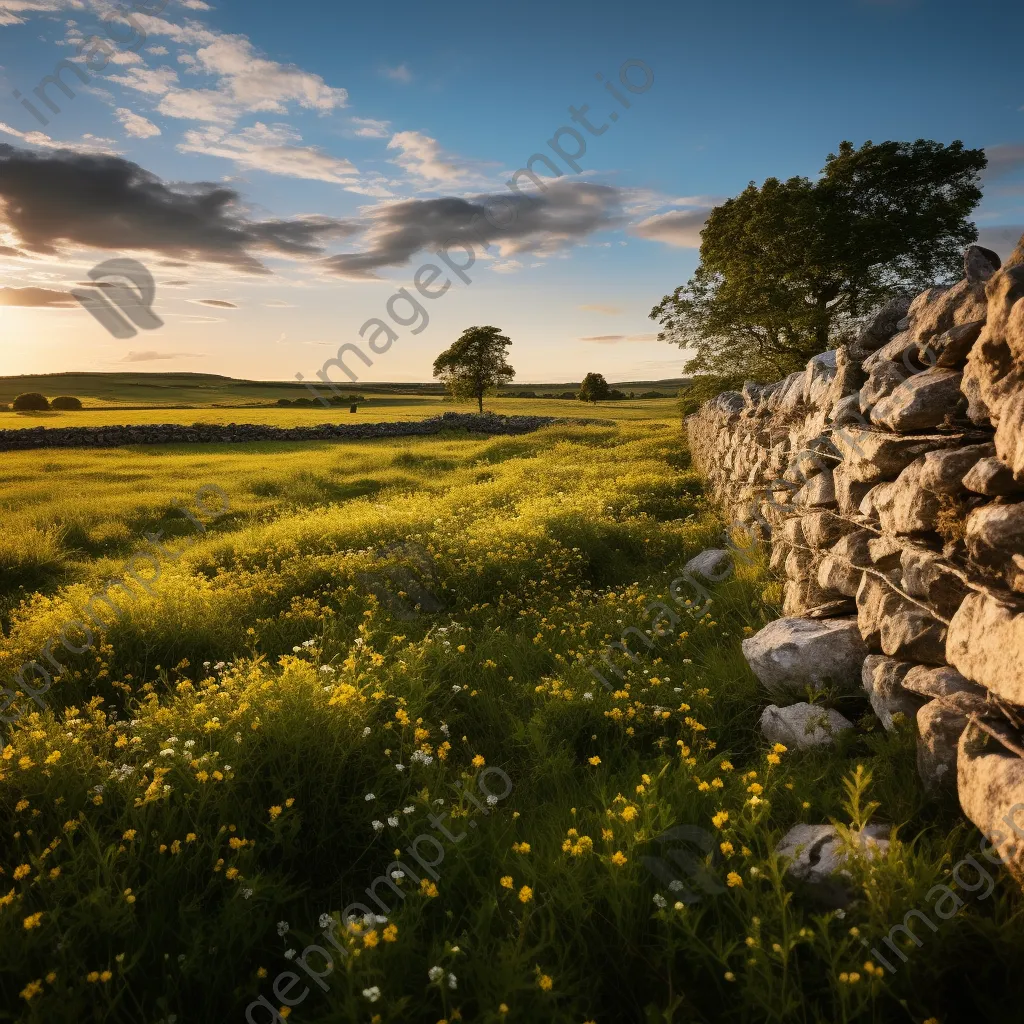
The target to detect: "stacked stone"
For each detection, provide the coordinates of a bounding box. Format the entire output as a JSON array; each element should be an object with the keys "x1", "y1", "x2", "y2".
[{"x1": 686, "y1": 235, "x2": 1024, "y2": 881}]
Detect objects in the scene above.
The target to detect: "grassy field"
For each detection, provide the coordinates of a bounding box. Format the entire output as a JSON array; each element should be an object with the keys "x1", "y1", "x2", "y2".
[
  {"x1": 0, "y1": 396, "x2": 679, "y2": 429},
  {"x1": 0, "y1": 372, "x2": 686, "y2": 409},
  {"x1": 1, "y1": 418, "x2": 1022, "y2": 1023}
]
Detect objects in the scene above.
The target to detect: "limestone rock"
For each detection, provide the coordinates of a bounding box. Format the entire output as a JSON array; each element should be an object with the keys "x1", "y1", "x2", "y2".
[
  {"x1": 683, "y1": 548, "x2": 733, "y2": 582},
  {"x1": 964, "y1": 244, "x2": 1002, "y2": 286},
  {"x1": 860, "y1": 362, "x2": 909, "y2": 414},
  {"x1": 741, "y1": 616, "x2": 867, "y2": 700},
  {"x1": 917, "y1": 697, "x2": 970, "y2": 791},
  {"x1": 870, "y1": 368, "x2": 964, "y2": 432},
  {"x1": 775, "y1": 823, "x2": 889, "y2": 907},
  {"x1": 965, "y1": 502, "x2": 1024, "y2": 571},
  {"x1": 856, "y1": 574, "x2": 947, "y2": 663},
  {"x1": 861, "y1": 655, "x2": 922, "y2": 731},
  {"x1": 831, "y1": 393, "x2": 864, "y2": 428},
  {"x1": 794, "y1": 468, "x2": 837, "y2": 509},
  {"x1": 759, "y1": 702, "x2": 854, "y2": 748},
  {"x1": 946, "y1": 591, "x2": 1024, "y2": 704},
  {"x1": 801, "y1": 510, "x2": 859, "y2": 550},
  {"x1": 931, "y1": 319, "x2": 985, "y2": 368},
  {"x1": 872, "y1": 460, "x2": 941, "y2": 535},
  {"x1": 902, "y1": 664, "x2": 985, "y2": 699},
  {"x1": 909, "y1": 278, "x2": 989, "y2": 345},
  {"x1": 832, "y1": 427, "x2": 962, "y2": 484},
  {"x1": 994, "y1": 388, "x2": 1024, "y2": 478},
  {"x1": 817, "y1": 530, "x2": 872, "y2": 598},
  {"x1": 833, "y1": 463, "x2": 873, "y2": 515},
  {"x1": 962, "y1": 456, "x2": 1024, "y2": 496},
  {"x1": 958, "y1": 721, "x2": 1024, "y2": 884},
  {"x1": 900, "y1": 546, "x2": 967, "y2": 619},
  {"x1": 851, "y1": 295, "x2": 914, "y2": 358},
  {"x1": 919, "y1": 443, "x2": 996, "y2": 494}
]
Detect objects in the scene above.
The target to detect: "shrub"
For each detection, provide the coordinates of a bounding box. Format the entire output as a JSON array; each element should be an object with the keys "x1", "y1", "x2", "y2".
[
  {"x1": 276, "y1": 398, "x2": 293, "y2": 407},
  {"x1": 51, "y1": 395, "x2": 83, "y2": 410},
  {"x1": 12, "y1": 392, "x2": 50, "y2": 411}
]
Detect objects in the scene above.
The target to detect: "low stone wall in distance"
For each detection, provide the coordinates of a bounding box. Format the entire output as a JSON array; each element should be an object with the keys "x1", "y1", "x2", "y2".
[
  {"x1": 0, "y1": 412, "x2": 590, "y2": 451},
  {"x1": 687, "y1": 235, "x2": 1024, "y2": 880}
]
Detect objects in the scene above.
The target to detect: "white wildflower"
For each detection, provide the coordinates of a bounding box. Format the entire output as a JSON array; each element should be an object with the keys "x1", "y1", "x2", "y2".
[
  {"x1": 362, "y1": 986, "x2": 381, "y2": 1002},
  {"x1": 276, "y1": 921, "x2": 289, "y2": 937},
  {"x1": 428, "y1": 966, "x2": 444, "y2": 982}
]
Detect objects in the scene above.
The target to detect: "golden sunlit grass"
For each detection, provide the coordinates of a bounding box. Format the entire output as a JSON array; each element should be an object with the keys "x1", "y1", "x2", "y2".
[{"x1": 1, "y1": 420, "x2": 1021, "y2": 1023}]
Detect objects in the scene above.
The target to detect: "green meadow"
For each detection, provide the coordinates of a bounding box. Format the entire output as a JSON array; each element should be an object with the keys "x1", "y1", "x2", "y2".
[{"x1": 1, "y1": 410, "x2": 1022, "y2": 1023}]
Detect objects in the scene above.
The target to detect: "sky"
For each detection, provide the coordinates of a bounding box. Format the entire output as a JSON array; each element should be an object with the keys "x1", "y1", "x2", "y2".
[{"x1": 0, "y1": 0, "x2": 1022, "y2": 386}]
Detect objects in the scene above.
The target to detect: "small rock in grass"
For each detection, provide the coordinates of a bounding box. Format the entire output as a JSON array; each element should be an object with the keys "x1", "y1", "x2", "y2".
[{"x1": 759, "y1": 702, "x2": 853, "y2": 748}]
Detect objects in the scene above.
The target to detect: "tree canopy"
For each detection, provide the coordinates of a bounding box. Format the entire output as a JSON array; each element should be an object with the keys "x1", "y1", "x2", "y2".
[
  {"x1": 578, "y1": 372, "x2": 612, "y2": 404},
  {"x1": 432, "y1": 326, "x2": 515, "y2": 413},
  {"x1": 650, "y1": 139, "x2": 987, "y2": 381}
]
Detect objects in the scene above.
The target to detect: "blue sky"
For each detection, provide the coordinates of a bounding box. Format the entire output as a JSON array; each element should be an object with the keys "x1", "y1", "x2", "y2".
[{"x1": 0, "y1": 0, "x2": 1022, "y2": 384}]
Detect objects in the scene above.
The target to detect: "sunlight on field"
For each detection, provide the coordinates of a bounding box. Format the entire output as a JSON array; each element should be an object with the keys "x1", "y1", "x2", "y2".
[
  {"x1": 1, "y1": 420, "x2": 1021, "y2": 1023},
  {"x1": 0, "y1": 396, "x2": 679, "y2": 428}
]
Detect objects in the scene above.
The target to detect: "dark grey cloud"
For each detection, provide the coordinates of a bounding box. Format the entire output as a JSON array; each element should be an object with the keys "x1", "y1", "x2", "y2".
[
  {"x1": 320, "y1": 181, "x2": 626, "y2": 279},
  {"x1": 983, "y1": 144, "x2": 1024, "y2": 180},
  {"x1": 0, "y1": 144, "x2": 359, "y2": 275},
  {"x1": 0, "y1": 285, "x2": 77, "y2": 307},
  {"x1": 193, "y1": 298, "x2": 238, "y2": 308}
]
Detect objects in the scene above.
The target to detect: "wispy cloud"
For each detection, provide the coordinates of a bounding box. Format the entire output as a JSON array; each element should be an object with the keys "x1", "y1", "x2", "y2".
[
  {"x1": 579, "y1": 333, "x2": 659, "y2": 344},
  {"x1": 0, "y1": 285, "x2": 76, "y2": 307},
  {"x1": 115, "y1": 107, "x2": 162, "y2": 139},
  {"x1": 191, "y1": 298, "x2": 238, "y2": 308},
  {"x1": 381, "y1": 63, "x2": 412, "y2": 83},
  {"x1": 121, "y1": 350, "x2": 204, "y2": 361},
  {"x1": 351, "y1": 117, "x2": 392, "y2": 139}
]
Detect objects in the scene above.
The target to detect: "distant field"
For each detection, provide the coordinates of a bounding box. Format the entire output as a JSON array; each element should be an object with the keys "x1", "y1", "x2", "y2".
[
  {"x1": 0, "y1": 395, "x2": 680, "y2": 428},
  {"x1": 0, "y1": 371, "x2": 686, "y2": 408}
]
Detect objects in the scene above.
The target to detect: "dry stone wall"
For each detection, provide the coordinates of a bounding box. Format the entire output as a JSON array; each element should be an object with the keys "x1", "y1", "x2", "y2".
[{"x1": 687, "y1": 235, "x2": 1024, "y2": 880}]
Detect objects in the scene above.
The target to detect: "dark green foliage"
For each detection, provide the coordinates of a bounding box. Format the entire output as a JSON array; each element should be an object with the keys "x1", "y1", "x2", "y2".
[
  {"x1": 433, "y1": 326, "x2": 515, "y2": 413},
  {"x1": 651, "y1": 139, "x2": 987, "y2": 381},
  {"x1": 50, "y1": 395, "x2": 83, "y2": 410},
  {"x1": 578, "y1": 372, "x2": 612, "y2": 403},
  {"x1": 12, "y1": 392, "x2": 50, "y2": 411}
]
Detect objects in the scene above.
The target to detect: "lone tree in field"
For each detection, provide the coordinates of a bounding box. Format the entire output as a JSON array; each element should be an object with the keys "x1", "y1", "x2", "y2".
[
  {"x1": 12, "y1": 393, "x2": 50, "y2": 411},
  {"x1": 433, "y1": 326, "x2": 515, "y2": 413},
  {"x1": 578, "y1": 372, "x2": 612, "y2": 404},
  {"x1": 650, "y1": 139, "x2": 987, "y2": 381}
]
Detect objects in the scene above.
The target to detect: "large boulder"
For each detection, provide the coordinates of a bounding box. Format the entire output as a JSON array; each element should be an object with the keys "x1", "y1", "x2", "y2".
[
  {"x1": 946, "y1": 591, "x2": 1024, "y2": 704},
  {"x1": 759, "y1": 702, "x2": 854, "y2": 748},
  {"x1": 741, "y1": 616, "x2": 867, "y2": 699}
]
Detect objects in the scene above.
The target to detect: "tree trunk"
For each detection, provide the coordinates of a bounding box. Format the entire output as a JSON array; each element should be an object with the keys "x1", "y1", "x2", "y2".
[{"x1": 477, "y1": 393, "x2": 483, "y2": 413}]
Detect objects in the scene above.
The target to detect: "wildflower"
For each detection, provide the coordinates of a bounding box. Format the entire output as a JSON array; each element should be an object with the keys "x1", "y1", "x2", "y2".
[
  {"x1": 712, "y1": 810, "x2": 729, "y2": 829},
  {"x1": 13, "y1": 864, "x2": 30, "y2": 881},
  {"x1": 20, "y1": 979, "x2": 43, "y2": 1001},
  {"x1": 371, "y1": 820, "x2": 385, "y2": 832},
  {"x1": 269, "y1": 806, "x2": 282, "y2": 821},
  {"x1": 364, "y1": 793, "x2": 376, "y2": 801},
  {"x1": 512, "y1": 842, "x2": 531, "y2": 854},
  {"x1": 363, "y1": 930, "x2": 379, "y2": 947},
  {"x1": 420, "y1": 879, "x2": 438, "y2": 897},
  {"x1": 724, "y1": 971, "x2": 735, "y2": 982},
  {"x1": 610, "y1": 851, "x2": 628, "y2": 867},
  {"x1": 518, "y1": 886, "x2": 534, "y2": 903},
  {"x1": 653, "y1": 894, "x2": 667, "y2": 908},
  {"x1": 500, "y1": 876, "x2": 514, "y2": 889},
  {"x1": 766, "y1": 753, "x2": 781, "y2": 765},
  {"x1": 124, "y1": 889, "x2": 136, "y2": 904},
  {"x1": 428, "y1": 966, "x2": 444, "y2": 982},
  {"x1": 447, "y1": 973, "x2": 457, "y2": 989},
  {"x1": 726, "y1": 872, "x2": 743, "y2": 888},
  {"x1": 362, "y1": 986, "x2": 381, "y2": 1002},
  {"x1": 284, "y1": 949, "x2": 295, "y2": 960},
  {"x1": 472, "y1": 754, "x2": 486, "y2": 768},
  {"x1": 719, "y1": 760, "x2": 734, "y2": 772},
  {"x1": 720, "y1": 841, "x2": 735, "y2": 856},
  {"x1": 277, "y1": 921, "x2": 289, "y2": 937},
  {"x1": 588, "y1": 755, "x2": 601, "y2": 766},
  {"x1": 387, "y1": 816, "x2": 399, "y2": 828},
  {"x1": 23, "y1": 912, "x2": 44, "y2": 930},
  {"x1": 383, "y1": 924, "x2": 398, "y2": 942},
  {"x1": 537, "y1": 973, "x2": 553, "y2": 991}
]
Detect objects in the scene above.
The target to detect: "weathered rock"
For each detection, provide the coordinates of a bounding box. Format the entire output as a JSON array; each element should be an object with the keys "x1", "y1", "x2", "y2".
[
  {"x1": 872, "y1": 460, "x2": 942, "y2": 535},
  {"x1": 919, "y1": 443, "x2": 996, "y2": 494},
  {"x1": 851, "y1": 295, "x2": 914, "y2": 358},
  {"x1": 683, "y1": 548, "x2": 733, "y2": 582},
  {"x1": 861, "y1": 655, "x2": 922, "y2": 731},
  {"x1": 856, "y1": 574, "x2": 947, "y2": 663},
  {"x1": 946, "y1": 591, "x2": 1024, "y2": 704},
  {"x1": 775, "y1": 823, "x2": 890, "y2": 907},
  {"x1": 994, "y1": 388, "x2": 1024, "y2": 478},
  {"x1": 870, "y1": 367, "x2": 964, "y2": 432},
  {"x1": 803, "y1": 350, "x2": 839, "y2": 408},
  {"x1": 958, "y1": 721, "x2": 1024, "y2": 884},
  {"x1": 900, "y1": 545, "x2": 967, "y2": 618},
  {"x1": 965, "y1": 502, "x2": 1024, "y2": 570},
  {"x1": 918, "y1": 697, "x2": 969, "y2": 791},
  {"x1": 801, "y1": 510, "x2": 859, "y2": 550},
  {"x1": 759, "y1": 702, "x2": 854, "y2": 748},
  {"x1": 741, "y1": 616, "x2": 867, "y2": 700},
  {"x1": 930, "y1": 319, "x2": 986, "y2": 368},
  {"x1": 902, "y1": 664, "x2": 985, "y2": 699},
  {"x1": 833, "y1": 462, "x2": 874, "y2": 514},
  {"x1": 832, "y1": 427, "x2": 962, "y2": 483},
  {"x1": 962, "y1": 456, "x2": 1024, "y2": 496},
  {"x1": 831, "y1": 392, "x2": 864, "y2": 428},
  {"x1": 909, "y1": 278, "x2": 989, "y2": 344},
  {"x1": 964, "y1": 244, "x2": 1002, "y2": 286},
  {"x1": 817, "y1": 530, "x2": 872, "y2": 597},
  {"x1": 860, "y1": 362, "x2": 909, "y2": 414},
  {"x1": 794, "y1": 469, "x2": 837, "y2": 509}
]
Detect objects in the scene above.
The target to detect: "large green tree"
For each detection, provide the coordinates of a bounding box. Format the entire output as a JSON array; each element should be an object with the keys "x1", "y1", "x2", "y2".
[
  {"x1": 650, "y1": 139, "x2": 987, "y2": 380},
  {"x1": 578, "y1": 372, "x2": 612, "y2": 404},
  {"x1": 432, "y1": 325, "x2": 515, "y2": 413}
]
